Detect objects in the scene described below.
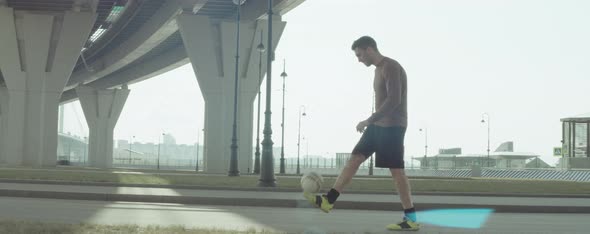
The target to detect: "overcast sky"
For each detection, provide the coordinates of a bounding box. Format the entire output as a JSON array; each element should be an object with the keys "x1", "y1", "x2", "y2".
[{"x1": 63, "y1": 0, "x2": 590, "y2": 165}]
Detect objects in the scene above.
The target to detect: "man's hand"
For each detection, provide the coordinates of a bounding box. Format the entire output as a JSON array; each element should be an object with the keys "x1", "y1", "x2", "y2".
[{"x1": 356, "y1": 120, "x2": 369, "y2": 133}]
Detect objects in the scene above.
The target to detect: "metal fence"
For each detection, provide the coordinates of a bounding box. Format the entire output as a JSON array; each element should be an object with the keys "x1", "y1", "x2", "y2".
[{"x1": 61, "y1": 155, "x2": 590, "y2": 182}]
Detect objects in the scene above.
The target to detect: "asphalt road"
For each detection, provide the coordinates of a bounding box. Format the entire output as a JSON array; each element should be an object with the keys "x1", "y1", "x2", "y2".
[{"x1": 0, "y1": 197, "x2": 588, "y2": 233}]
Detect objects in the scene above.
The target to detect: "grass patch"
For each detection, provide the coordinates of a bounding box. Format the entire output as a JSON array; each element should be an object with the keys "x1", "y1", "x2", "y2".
[
  {"x1": 0, "y1": 220, "x2": 280, "y2": 234},
  {"x1": 1, "y1": 168, "x2": 589, "y2": 195}
]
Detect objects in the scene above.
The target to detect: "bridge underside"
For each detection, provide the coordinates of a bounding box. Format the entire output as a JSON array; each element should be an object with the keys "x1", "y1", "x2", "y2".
[{"x1": 0, "y1": 0, "x2": 304, "y2": 173}]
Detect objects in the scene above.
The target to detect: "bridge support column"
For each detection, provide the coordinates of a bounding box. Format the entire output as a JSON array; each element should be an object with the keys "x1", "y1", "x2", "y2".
[
  {"x1": 0, "y1": 7, "x2": 96, "y2": 166},
  {"x1": 75, "y1": 86, "x2": 129, "y2": 168},
  {"x1": 177, "y1": 14, "x2": 286, "y2": 174}
]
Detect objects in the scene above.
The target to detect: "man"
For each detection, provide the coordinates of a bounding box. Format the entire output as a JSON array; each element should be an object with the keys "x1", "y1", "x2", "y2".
[{"x1": 304, "y1": 36, "x2": 419, "y2": 231}]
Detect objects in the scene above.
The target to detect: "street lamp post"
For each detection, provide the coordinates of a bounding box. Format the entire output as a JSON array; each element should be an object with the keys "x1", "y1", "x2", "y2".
[
  {"x1": 129, "y1": 136, "x2": 135, "y2": 165},
  {"x1": 419, "y1": 128, "x2": 428, "y2": 168},
  {"x1": 481, "y1": 113, "x2": 491, "y2": 167},
  {"x1": 253, "y1": 30, "x2": 265, "y2": 174},
  {"x1": 258, "y1": 0, "x2": 276, "y2": 186},
  {"x1": 83, "y1": 137, "x2": 87, "y2": 165},
  {"x1": 306, "y1": 137, "x2": 309, "y2": 168},
  {"x1": 297, "y1": 105, "x2": 306, "y2": 175},
  {"x1": 229, "y1": 0, "x2": 246, "y2": 177},
  {"x1": 67, "y1": 138, "x2": 71, "y2": 164},
  {"x1": 157, "y1": 133, "x2": 164, "y2": 170},
  {"x1": 196, "y1": 129, "x2": 202, "y2": 172},
  {"x1": 279, "y1": 59, "x2": 287, "y2": 174}
]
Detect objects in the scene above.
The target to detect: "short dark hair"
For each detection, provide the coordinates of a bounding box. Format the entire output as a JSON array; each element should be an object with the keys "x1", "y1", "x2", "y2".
[{"x1": 351, "y1": 36, "x2": 378, "y2": 51}]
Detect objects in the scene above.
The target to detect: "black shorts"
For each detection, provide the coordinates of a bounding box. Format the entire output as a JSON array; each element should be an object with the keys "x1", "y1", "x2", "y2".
[{"x1": 352, "y1": 125, "x2": 406, "y2": 168}]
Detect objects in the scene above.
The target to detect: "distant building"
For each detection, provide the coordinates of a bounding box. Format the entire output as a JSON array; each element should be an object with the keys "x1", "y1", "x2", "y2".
[
  {"x1": 112, "y1": 134, "x2": 202, "y2": 169},
  {"x1": 495, "y1": 141, "x2": 514, "y2": 152},
  {"x1": 439, "y1": 148, "x2": 461, "y2": 155},
  {"x1": 163, "y1": 134, "x2": 176, "y2": 145},
  {"x1": 526, "y1": 157, "x2": 552, "y2": 168},
  {"x1": 559, "y1": 112, "x2": 590, "y2": 169},
  {"x1": 416, "y1": 142, "x2": 546, "y2": 169}
]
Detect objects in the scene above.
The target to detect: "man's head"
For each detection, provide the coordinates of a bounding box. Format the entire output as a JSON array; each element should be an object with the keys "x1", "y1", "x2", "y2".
[{"x1": 351, "y1": 36, "x2": 380, "y2": 67}]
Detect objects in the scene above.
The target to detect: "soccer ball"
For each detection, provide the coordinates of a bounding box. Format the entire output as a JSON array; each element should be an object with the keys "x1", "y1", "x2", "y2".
[{"x1": 300, "y1": 171, "x2": 323, "y2": 193}]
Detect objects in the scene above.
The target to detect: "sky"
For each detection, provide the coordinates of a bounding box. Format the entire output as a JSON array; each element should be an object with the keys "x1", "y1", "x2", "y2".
[{"x1": 63, "y1": 0, "x2": 590, "y2": 166}]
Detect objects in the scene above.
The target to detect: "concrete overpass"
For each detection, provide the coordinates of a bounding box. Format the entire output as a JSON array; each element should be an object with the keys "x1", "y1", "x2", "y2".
[{"x1": 0, "y1": 0, "x2": 305, "y2": 173}]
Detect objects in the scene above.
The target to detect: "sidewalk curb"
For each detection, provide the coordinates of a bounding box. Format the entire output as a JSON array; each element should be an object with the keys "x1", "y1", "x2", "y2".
[
  {"x1": 1, "y1": 179, "x2": 589, "y2": 198},
  {"x1": 1, "y1": 189, "x2": 589, "y2": 214}
]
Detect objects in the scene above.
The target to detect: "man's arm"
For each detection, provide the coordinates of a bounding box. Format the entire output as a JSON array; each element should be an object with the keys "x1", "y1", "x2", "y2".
[{"x1": 365, "y1": 63, "x2": 402, "y2": 124}]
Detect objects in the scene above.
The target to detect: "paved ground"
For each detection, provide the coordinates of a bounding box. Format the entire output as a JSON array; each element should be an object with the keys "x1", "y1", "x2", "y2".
[
  {"x1": 1, "y1": 182, "x2": 590, "y2": 213},
  {"x1": 1, "y1": 197, "x2": 588, "y2": 233},
  {"x1": 1, "y1": 178, "x2": 589, "y2": 233}
]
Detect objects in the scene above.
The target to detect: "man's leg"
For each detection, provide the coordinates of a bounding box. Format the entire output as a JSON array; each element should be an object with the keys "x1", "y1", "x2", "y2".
[
  {"x1": 305, "y1": 124, "x2": 373, "y2": 212},
  {"x1": 333, "y1": 153, "x2": 367, "y2": 192},
  {"x1": 304, "y1": 153, "x2": 367, "y2": 212},
  {"x1": 386, "y1": 168, "x2": 419, "y2": 231},
  {"x1": 390, "y1": 168, "x2": 414, "y2": 209}
]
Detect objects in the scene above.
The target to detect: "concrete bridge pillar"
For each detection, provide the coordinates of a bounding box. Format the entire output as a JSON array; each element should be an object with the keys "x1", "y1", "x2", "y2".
[
  {"x1": 177, "y1": 14, "x2": 286, "y2": 173},
  {"x1": 76, "y1": 86, "x2": 129, "y2": 168},
  {"x1": 0, "y1": 7, "x2": 96, "y2": 166}
]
